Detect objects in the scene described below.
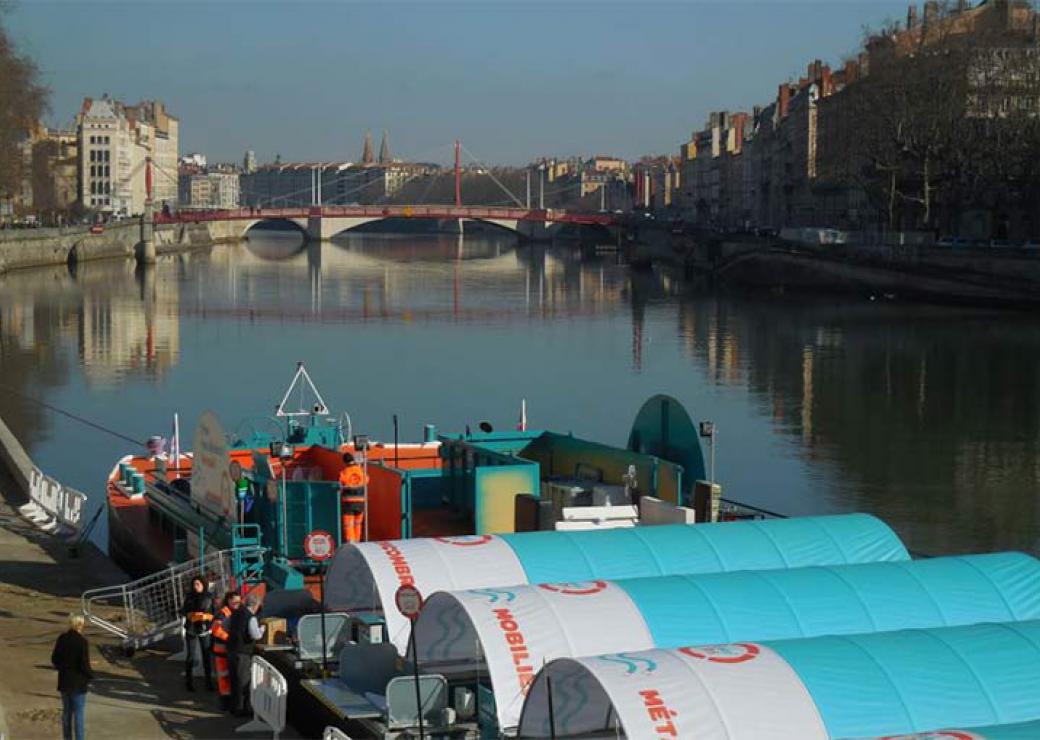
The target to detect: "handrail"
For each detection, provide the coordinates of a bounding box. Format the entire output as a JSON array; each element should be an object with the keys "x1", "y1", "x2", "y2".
[{"x1": 82, "y1": 545, "x2": 264, "y2": 649}]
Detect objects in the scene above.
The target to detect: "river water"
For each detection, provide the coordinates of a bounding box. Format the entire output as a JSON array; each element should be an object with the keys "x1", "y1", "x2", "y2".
[{"x1": 1, "y1": 230, "x2": 1038, "y2": 557}]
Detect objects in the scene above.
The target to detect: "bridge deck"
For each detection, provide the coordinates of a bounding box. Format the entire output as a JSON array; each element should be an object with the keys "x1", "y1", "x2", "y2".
[{"x1": 155, "y1": 205, "x2": 617, "y2": 227}]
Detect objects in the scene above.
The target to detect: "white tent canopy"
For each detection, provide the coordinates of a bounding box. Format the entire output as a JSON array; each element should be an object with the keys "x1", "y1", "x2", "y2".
[
  {"x1": 324, "y1": 536, "x2": 527, "y2": 652},
  {"x1": 415, "y1": 581, "x2": 652, "y2": 733},
  {"x1": 518, "y1": 646, "x2": 826, "y2": 738}
]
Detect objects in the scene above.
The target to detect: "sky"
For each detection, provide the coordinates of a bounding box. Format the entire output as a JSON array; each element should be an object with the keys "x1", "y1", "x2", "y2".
[{"x1": 8, "y1": 1, "x2": 907, "y2": 166}]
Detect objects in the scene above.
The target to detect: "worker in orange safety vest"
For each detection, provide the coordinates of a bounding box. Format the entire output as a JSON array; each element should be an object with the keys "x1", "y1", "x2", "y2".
[
  {"x1": 210, "y1": 591, "x2": 240, "y2": 710},
  {"x1": 338, "y1": 452, "x2": 368, "y2": 543}
]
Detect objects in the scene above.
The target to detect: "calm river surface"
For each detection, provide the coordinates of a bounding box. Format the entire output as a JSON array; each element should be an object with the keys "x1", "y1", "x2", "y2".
[{"x1": 1, "y1": 230, "x2": 1038, "y2": 557}]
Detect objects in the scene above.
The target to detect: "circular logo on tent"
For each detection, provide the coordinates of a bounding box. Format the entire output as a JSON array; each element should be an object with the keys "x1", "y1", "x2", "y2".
[
  {"x1": 679, "y1": 643, "x2": 760, "y2": 664},
  {"x1": 434, "y1": 535, "x2": 493, "y2": 547},
  {"x1": 538, "y1": 580, "x2": 608, "y2": 596}
]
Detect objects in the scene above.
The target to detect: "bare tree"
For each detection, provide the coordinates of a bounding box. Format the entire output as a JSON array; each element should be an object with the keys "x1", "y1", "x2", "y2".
[
  {"x1": 822, "y1": 1, "x2": 1040, "y2": 237},
  {"x1": 0, "y1": 7, "x2": 49, "y2": 207}
]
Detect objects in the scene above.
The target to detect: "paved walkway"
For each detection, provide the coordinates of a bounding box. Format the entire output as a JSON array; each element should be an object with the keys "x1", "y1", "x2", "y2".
[{"x1": 0, "y1": 469, "x2": 281, "y2": 739}]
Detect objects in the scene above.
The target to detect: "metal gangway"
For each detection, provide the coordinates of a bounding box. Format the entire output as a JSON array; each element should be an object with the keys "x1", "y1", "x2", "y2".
[{"x1": 82, "y1": 543, "x2": 265, "y2": 652}]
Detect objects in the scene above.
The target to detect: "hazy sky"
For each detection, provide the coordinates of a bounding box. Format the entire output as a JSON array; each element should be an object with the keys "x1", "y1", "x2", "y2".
[{"x1": 9, "y1": 1, "x2": 906, "y2": 166}]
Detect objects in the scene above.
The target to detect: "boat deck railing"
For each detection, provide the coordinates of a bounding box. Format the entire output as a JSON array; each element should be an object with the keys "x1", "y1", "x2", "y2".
[{"x1": 82, "y1": 545, "x2": 265, "y2": 650}]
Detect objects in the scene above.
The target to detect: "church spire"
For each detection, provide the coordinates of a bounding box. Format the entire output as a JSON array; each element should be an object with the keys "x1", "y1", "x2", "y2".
[
  {"x1": 361, "y1": 131, "x2": 374, "y2": 164},
  {"x1": 378, "y1": 130, "x2": 391, "y2": 164}
]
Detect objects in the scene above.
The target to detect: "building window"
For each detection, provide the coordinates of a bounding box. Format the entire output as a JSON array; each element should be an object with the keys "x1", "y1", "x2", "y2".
[{"x1": 104, "y1": 150, "x2": 110, "y2": 162}]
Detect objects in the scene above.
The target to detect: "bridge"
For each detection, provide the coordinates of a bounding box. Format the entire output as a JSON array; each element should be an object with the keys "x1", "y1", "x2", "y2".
[{"x1": 155, "y1": 204, "x2": 620, "y2": 241}]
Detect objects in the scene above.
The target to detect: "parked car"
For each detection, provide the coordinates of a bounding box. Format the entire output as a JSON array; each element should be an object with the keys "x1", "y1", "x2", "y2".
[
  {"x1": 989, "y1": 239, "x2": 1013, "y2": 248},
  {"x1": 89, "y1": 224, "x2": 105, "y2": 235}
]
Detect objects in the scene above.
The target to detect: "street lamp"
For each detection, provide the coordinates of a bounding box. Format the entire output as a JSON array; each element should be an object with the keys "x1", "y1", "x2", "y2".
[{"x1": 698, "y1": 421, "x2": 716, "y2": 484}]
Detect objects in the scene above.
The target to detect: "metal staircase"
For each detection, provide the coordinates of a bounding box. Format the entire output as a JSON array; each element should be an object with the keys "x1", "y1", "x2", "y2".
[
  {"x1": 81, "y1": 543, "x2": 265, "y2": 652},
  {"x1": 232, "y1": 523, "x2": 266, "y2": 582}
]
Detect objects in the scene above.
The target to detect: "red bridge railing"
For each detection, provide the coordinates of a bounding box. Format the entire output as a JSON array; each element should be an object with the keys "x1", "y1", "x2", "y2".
[{"x1": 154, "y1": 205, "x2": 617, "y2": 227}]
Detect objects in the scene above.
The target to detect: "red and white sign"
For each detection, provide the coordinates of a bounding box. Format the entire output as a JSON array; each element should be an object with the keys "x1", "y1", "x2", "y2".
[
  {"x1": 304, "y1": 530, "x2": 336, "y2": 561},
  {"x1": 395, "y1": 584, "x2": 423, "y2": 620}
]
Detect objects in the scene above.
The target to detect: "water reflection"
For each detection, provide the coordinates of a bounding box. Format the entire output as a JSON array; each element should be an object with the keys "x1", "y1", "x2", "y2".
[
  {"x1": 0, "y1": 233, "x2": 1038, "y2": 556},
  {"x1": 674, "y1": 294, "x2": 1040, "y2": 554}
]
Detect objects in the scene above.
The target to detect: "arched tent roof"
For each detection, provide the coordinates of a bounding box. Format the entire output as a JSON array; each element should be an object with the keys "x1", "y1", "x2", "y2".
[
  {"x1": 324, "y1": 513, "x2": 908, "y2": 653},
  {"x1": 517, "y1": 621, "x2": 1040, "y2": 739},
  {"x1": 854, "y1": 720, "x2": 1040, "y2": 740},
  {"x1": 415, "y1": 553, "x2": 1040, "y2": 733}
]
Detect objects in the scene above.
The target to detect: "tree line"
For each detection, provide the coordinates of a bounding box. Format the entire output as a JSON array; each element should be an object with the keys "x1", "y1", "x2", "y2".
[
  {"x1": 822, "y1": 5, "x2": 1040, "y2": 238},
  {"x1": 0, "y1": 4, "x2": 48, "y2": 209}
]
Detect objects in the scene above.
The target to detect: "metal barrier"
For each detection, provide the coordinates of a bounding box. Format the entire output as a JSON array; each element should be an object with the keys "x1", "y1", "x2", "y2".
[
  {"x1": 13, "y1": 464, "x2": 88, "y2": 538},
  {"x1": 81, "y1": 546, "x2": 264, "y2": 650},
  {"x1": 236, "y1": 656, "x2": 288, "y2": 738}
]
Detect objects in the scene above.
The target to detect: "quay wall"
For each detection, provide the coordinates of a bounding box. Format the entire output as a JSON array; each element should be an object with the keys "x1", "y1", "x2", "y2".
[
  {"x1": 0, "y1": 414, "x2": 33, "y2": 503},
  {"x1": 0, "y1": 220, "x2": 241, "y2": 276},
  {"x1": 628, "y1": 227, "x2": 1040, "y2": 307}
]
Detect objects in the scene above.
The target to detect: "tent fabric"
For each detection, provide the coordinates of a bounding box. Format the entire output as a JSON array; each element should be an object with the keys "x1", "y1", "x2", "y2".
[
  {"x1": 517, "y1": 621, "x2": 1040, "y2": 739},
  {"x1": 323, "y1": 535, "x2": 528, "y2": 651},
  {"x1": 621, "y1": 552, "x2": 1040, "y2": 647},
  {"x1": 852, "y1": 720, "x2": 1040, "y2": 740},
  {"x1": 324, "y1": 513, "x2": 908, "y2": 653},
  {"x1": 499, "y1": 513, "x2": 908, "y2": 583},
  {"x1": 519, "y1": 645, "x2": 826, "y2": 738},
  {"x1": 418, "y1": 580, "x2": 654, "y2": 733},
  {"x1": 773, "y1": 620, "x2": 1040, "y2": 738},
  {"x1": 415, "y1": 552, "x2": 1040, "y2": 733}
]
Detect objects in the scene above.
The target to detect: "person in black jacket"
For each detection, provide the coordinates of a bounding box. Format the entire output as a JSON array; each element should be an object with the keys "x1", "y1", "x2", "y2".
[
  {"x1": 227, "y1": 592, "x2": 265, "y2": 716},
  {"x1": 51, "y1": 613, "x2": 93, "y2": 740},
  {"x1": 181, "y1": 576, "x2": 215, "y2": 691}
]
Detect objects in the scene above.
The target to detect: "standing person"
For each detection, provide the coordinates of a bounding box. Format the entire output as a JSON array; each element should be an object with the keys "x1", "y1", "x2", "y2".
[
  {"x1": 181, "y1": 577, "x2": 215, "y2": 692},
  {"x1": 51, "y1": 613, "x2": 94, "y2": 740},
  {"x1": 339, "y1": 452, "x2": 366, "y2": 542},
  {"x1": 227, "y1": 592, "x2": 265, "y2": 717},
  {"x1": 210, "y1": 591, "x2": 240, "y2": 711}
]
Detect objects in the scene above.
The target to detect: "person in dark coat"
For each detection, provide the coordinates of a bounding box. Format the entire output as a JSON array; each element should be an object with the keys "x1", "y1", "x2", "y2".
[
  {"x1": 227, "y1": 592, "x2": 265, "y2": 716},
  {"x1": 181, "y1": 576, "x2": 215, "y2": 691},
  {"x1": 51, "y1": 612, "x2": 94, "y2": 740}
]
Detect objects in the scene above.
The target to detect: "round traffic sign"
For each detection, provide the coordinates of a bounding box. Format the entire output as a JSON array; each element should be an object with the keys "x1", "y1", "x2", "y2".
[
  {"x1": 395, "y1": 584, "x2": 423, "y2": 620},
  {"x1": 304, "y1": 529, "x2": 335, "y2": 561}
]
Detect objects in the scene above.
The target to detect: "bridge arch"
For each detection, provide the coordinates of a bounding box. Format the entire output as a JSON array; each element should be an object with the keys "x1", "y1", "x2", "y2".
[{"x1": 241, "y1": 217, "x2": 309, "y2": 239}]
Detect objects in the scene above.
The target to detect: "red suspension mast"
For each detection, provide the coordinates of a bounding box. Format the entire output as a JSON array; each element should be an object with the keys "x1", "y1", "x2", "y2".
[{"x1": 454, "y1": 140, "x2": 462, "y2": 207}]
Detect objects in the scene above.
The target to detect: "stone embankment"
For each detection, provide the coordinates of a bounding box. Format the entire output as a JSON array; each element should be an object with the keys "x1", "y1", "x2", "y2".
[
  {"x1": 627, "y1": 227, "x2": 1040, "y2": 307},
  {"x1": 0, "y1": 219, "x2": 242, "y2": 276}
]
